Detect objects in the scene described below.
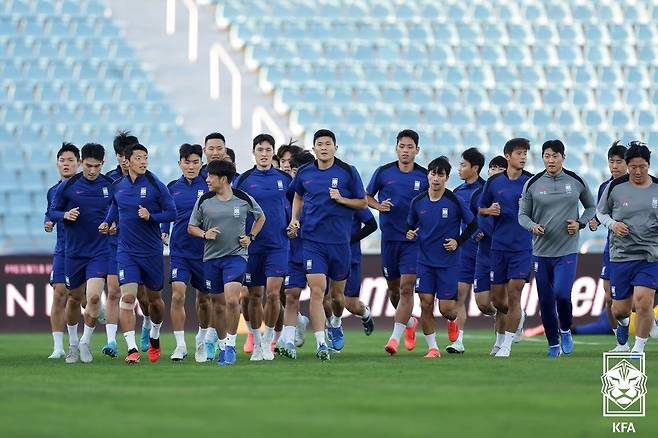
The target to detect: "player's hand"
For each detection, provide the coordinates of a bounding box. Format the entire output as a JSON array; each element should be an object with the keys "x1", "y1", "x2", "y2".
[
  {"x1": 589, "y1": 218, "x2": 598, "y2": 231},
  {"x1": 44, "y1": 221, "x2": 54, "y2": 232},
  {"x1": 329, "y1": 188, "x2": 343, "y2": 203},
  {"x1": 138, "y1": 205, "x2": 150, "y2": 221},
  {"x1": 379, "y1": 198, "x2": 394, "y2": 213},
  {"x1": 204, "y1": 227, "x2": 220, "y2": 240},
  {"x1": 98, "y1": 222, "x2": 109, "y2": 234},
  {"x1": 239, "y1": 235, "x2": 251, "y2": 248},
  {"x1": 161, "y1": 233, "x2": 169, "y2": 246},
  {"x1": 475, "y1": 231, "x2": 484, "y2": 241},
  {"x1": 443, "y1": 238, "x2": 458, "y2": 252},
  {"x1": 488, "y1": 202, "x2": 501, "y2": 216},
  {"x1": 288, "y1": 219, "x2": 300, "y2": 235},
  {"x1": 406, "y1": 227, "x2": 419, "y2": 240},
  {"x1": 612, "y1": 221, "x2": 629, "y2": 237},
  {"x1": 109, "y1": 222, "x2": 117, "y2": 235},
  {"x1": 566, "y1": 219, "x2": 580, "y2": 235},
  {"x1": 532, "y1": 224, "x2": 545, "y2": 236},
  {"x1": 64, "y1": 207, "x2": 80, "y2": 221},
  {"x1": 286, "y1": 224, "x2": 298, "y2": 238}
]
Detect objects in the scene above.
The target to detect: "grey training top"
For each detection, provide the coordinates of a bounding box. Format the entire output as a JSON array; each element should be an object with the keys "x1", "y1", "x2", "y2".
[
  {"x1": 518, "y1": 169, "x2": 596, "y2": 257},
  {"x1": 189, "y1": 189, "x2": 264, "y2": 261},
  {"x1": 597, "y1": 174, "x2": 658, "y2": 262}
]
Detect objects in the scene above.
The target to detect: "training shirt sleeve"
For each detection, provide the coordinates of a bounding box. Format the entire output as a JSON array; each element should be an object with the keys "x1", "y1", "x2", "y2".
[
  {"x1": 350, "y1": 166, "x2": 366, "y2": 199},
  {"x1": 188, "y1": 198, "x2": 203, "y2": 228},
  {"x1": 49, "y1": 182, "x2": 68, "y2": 222},
  {"x1": 248, "y1": 194, "x2": 264, "y2": 220},
  {"x1": 596, "y1": 184, "x2": 616, "y2": 229},
  {"x1": 407, "y1": 197, "x2": 419, "y2": 231},
  {"x1": 294, "y1": 169, "x2": 306, "y2": 196},
  {"x1": 517, "y1": 179, "x2": 536, "y2": 231},
  {"x1": 365, "y1": 166, "x2": 381, "y2": 196},
  {"x1": 478, "y1": 179, "x2": 493, "y2": 213},
  {"x1": 577, "y1": 181, "x2": 596, "y2": 226},
  {"x1": 150, "y1": 181, "x2": 177, "y2": 223}
]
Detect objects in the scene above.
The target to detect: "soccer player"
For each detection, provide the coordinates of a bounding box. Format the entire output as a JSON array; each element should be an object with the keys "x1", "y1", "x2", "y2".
[
  {"x1": 272, "y1": 154, "x2": 280, "y2": 169},
  {"x1": 471, "y1": 156, "x2": 508, "y2": 355},
  {"x1": 519, "y1": 140, "x2": 596, "y2": 357},
  {"x1": 405, "y1": 157, "x2": 476, "y2": 358},
  {"x1": 447, "y1": 147, "x2": 486, "y2": 354},
  {"x1": 100, "y1": 143, "x2": 177, "y2": 364},
  {"x1": 277, "y1": 142, "x2": 303, "y2": 175},
  {"x1": 200, "y1": 132, "x2": 227, "y2": 178},
  {"x1": 368, "y1": 130, "x2": 428, "y2": 354},
  {"x1": 188, "y1": 160, "x2": 265, "y2": 366},
  {"x1": 597, "y1": 142, "x2": 658, "y2": 354},
  {"x1": 51, "y1": 143, "x2": 114, "y2": 363},
  {"x1": 588, "y1": 142, "x2": 628, "y2": 351},
  {"x1": 45, "y1": 142, "x2": 80, "y2": 359},
  {"x1": 479, "y1": 138, "x2": 533, "y2": 358},
  {"x1": 234, "y1": 134, "x2": 292, "y2": 361},
  {"x1": 289, "y1": 129, "x2": 367, "y2": 360},
  {"x1": 161, "y1": 144, "x2": 209, "y2": 361}
]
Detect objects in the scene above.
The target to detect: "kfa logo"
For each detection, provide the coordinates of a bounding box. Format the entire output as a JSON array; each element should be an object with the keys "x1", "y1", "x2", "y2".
[
  {"x1": 171, "y1": 268, "x2": 178, "y2": 279},
  {"x1": 140, "y1": 187, "x2": 147, "y2": 198},
  {"x1": 65, "y1": 276, "x2": 70, "y2": 287},
  {"x1": 245, "y1": 273, "x2": 252, "y2": 283},
  {"x1": 489, "y1": 271, "x2": 494, "y2": 282},
  {"x1": 565, "y1": 184, "x2": 572, "y2": 194},
  {"x1": 233, "y1": 206, "x2": 240, "y2": 218},
  {"x1": 331, "y1": 177, "x2": 339, "y2": 188},
  {"x1": 652, "y1": 198, "x2": 658, "y2": 209},
  {"x1": 118, "y1": 270, "x2": 125, "y2": 281},
  {"x1": 284, "y1": 276, "x2": 289, "y2": 286},
  {"x1": 277, "y1": 180, "x2": 284, "y2": 191},
  {"x1": 102, "y1": 187, "x2": 109, "y2": 198},
  {"x1": 442, "y1": 208, "x2": 448, "y2": 218},
  {"x1": 414, "y1": 180, "x2": 421, "y2": 191},
  {"x1": 601, "y1": 352, "x2": 647, "y2": 417},
  {"x1": 197, "y1": 190, "x2": 204, "y2": 198},
  {"x1": 206, "y1": 279, "x2": 212, "y2": 290},
  {"x1": 306, "y1": 259, "x2": 313, "y2": 270},
  {"x1": 415, "y1": 278, "x2": 420, "y2": 288},
  {"x1": 534, "y1": 262, "x2": 539, "y2": 272}
]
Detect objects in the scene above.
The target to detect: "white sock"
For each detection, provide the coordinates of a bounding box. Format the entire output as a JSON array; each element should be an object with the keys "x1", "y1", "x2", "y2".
[
  {"x1": 263, "y1": 325, "x2": 275, "y2": 343},
  {"x1": 560, "y1": 329, "x2": 571, "y2": 334},
  {"x1": 226, "y1": 333, "x2": 237, "y2": 347},
  {"x1": 362, "y1": 305, "x2": 371, "y2": 320},
  {"x1": 330, "y1": 314, "x2": 342, "y2": 328},
  {"x1": 205, "y1": 327, "x2": 218, "y2": 343},
  {"x1": 390, "y1": 322, "x2": 406, "y2": 342},
  {"x1": 314, "y1": 330, "x2": 326, "y2": 348},
  {"x1": 495, "y1": 332, "x2": 505, "y2": 347},
  {"x1": 106, "y1": 323, "x2": 117, "y2": 344},
  {"x1": 67, "y1": 324, "x2": 79, "y2": 346},
  {"x1": 253, "y1": 329, "x2": 263, "y2": 347},
  {"x1": 613, "y1": 327, "x2": 617, "y2": 335},
  {"x1": 425, "y1": 332, "x2": 438, "y2": 350},
  {"x1": 297, "y1": 312, "x2": 307, "y2": 324},
  {"x1": 80, "y1": 324, "x2": 95, "y2": 345},
  {"x1": 218, "y1": 338, "x2": 226, "y2": 351},
  {"x1": 282, "y1": 325, "x2": 296, "y2": 344},
  {"x1": 632, "y1": 336, "x2": 647, "y2": 353},
  {"x1": 456, "y1": 329, "x2": 464, "y2": 343},
  {"x1": 618, "y1": 317, "x2": 630, "y2": 327},
  {"x1": 502, "y1": 331, "x2": 515, "y2": 349},
  {"x1": 123, "y1": 330, "x2": 138, "y2": 351},
  {"x1": 406, "y1": 317, "x2": 415, "y2": 328},
  {"x1": 142, "y1": 316, "x2": 152, "y2": 330},
  {"x1": 196, "y1": 327, "x2": 208, "y2": 344},
  {"x1": 52, "y1": 332, "x2": 64, "y2": 351},
  {"x1": 150, "y1": 322, "x2": 162, "y2": 339},
  {"x1": 274, "y1": 330, "x2": 281, "y2": 343},
  {"x1": 174, "y1": 330, "x2": 186, "y2": 348}
]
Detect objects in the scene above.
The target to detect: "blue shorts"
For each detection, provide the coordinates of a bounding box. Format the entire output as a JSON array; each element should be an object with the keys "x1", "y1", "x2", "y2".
[
  {"x1": 302, "y1": 239, "x2": 350, "y2": 281},
  {"x1": 381, "y1": 240, "x2": 418, "y2": 279},
  {"x1": 415, "y1": 263, "x2": 458, "y2": 300},
  {"x1": 345, "y1": 262, "x2": 362, "y2": 298},
  {"x1": 610, "y1": 260, "x2": 658, "y2": 301},
  {"x1": 490, "y1": 249, "x2": 532, "y2": 285},
  {"x1": 50, "y1": 253, "x2": 66, "y2": 285},
  {"x1": 170, "y1": 255, "x2": 207, "y2": 292},
  {"x1": 203, "y1": 256, "x2": 247, "y2": 294},
  {"x1": 459, "y1": 249, "x2": 477, "y2": 284},
  {"x1": 473, "y1": 252, "x2": 492, "y2": 293},
  {"x1": 284, "y1": 261, "x2": 307, "y2": 290},
  {"x1": 106, "y1": 242, "x2": 118, "y2": 276},
  {"x1": 65, "y1": 255, "x2": 108, "y2": 289},
  {"x1": 600, "y1": 250, "x2": 610, "y2": 281},
  {"x1": 117, "y1": 251, "x2": 164, "y2": 292},
  {"x1": 245, "y1": 250, "x2": 288, "y2": 287}
]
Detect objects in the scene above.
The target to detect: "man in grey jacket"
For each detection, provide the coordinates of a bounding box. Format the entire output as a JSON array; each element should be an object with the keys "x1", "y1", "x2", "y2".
[
  {"x1": 519, "y1": 140, "x2": 596, "y2": 357},
  {"x1": 597, "y1": 142, "x2": 658, "y2": 355}
]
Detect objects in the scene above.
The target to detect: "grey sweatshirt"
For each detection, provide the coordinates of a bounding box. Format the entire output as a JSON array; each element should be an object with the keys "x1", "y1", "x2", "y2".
[
  {"x1": 518, "y1": 169, "x2": 596, "y2": 257},
  {"x1": 596, "y1": 174, "x2": 658, "y2": 262}
]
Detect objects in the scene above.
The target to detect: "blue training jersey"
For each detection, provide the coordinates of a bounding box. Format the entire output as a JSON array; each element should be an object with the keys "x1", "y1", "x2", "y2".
[
  {"x1": 407, "y1": 189, "x2": 474, "y2": 268},
  {"x1": 105, "y1": 170, "x2": 177, "y2": 257},
  {"x1": 470, "y1": 187, "x2": 493, "y2": 260},
  {"x1": 294, "y1": 158, "x2": 366, "y2": 245},
  {"x1": 366, "y1": 161, "x2": 428, "y2": 242},
  {"x1": 479, "y1": 170, "x2": 533, "y2": 252},
  {"x1": 105, "y1": 166, "x2": 125, "y2": 248},
  {"x1": 50, "y1": 173, "x2": 114, "y2": 258},
  {"x1": 45, "y1": 181, "x2": 66, "y2": 256},
  {"x1": 234, "y1": 166, "x2": 292, "y2": 254},
  {"x1": 162, "y1": 175, "x2": 207, "y2": 260},
  {"x1": 350, "y1": 207, "x2": 376, "y2": 263},
  {"x1": 454, "y1": 177, "x2": 485, "y2": 257}
]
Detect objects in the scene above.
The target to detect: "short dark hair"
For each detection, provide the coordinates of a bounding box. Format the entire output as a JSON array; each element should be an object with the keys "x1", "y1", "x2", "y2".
[
  {"x1": 461, "y1": 147, "x2": 485, "y2": 173},
  {"x1": 124, "y1": 143, "x2": 148, "y2": 160},
  {"x1": 625, "y1": 141, "x2": 651, "y2": 165},
  {"x1": 541, "y1": 139, "x2": 565, "y2": 156},
  {"x1": 81, "y1": 143, "x2": 105, "y2": 161},
  {"x1": 396, "y1": 129, "x2": 419, "y2": 147},
  {"x1": 277, "y1": 139, "x2": 303, "y2": 158},
  {"x1": 205, "y1": 132, "x2": 225, "y2": 145},
  {"x1": 57, "y1": 142, "x2": 80, "y2": 160},
  {"x1": 291, "y1": 151, "x2": 315, "y2": 169},
  {"x1": 113, "y1": 130, "x2": 138, "y2": 155},
  {"x1": 313, "y1": 129, "x2": 336, "y2": 145},
  {"x1": 608, "y1": 141, "x2": 628, "y2": 160},
  {"x1": 179, "y1": 143, "x2": 203, "y2": 161},
  {"x1": 272, "y1": 154, "x2": 280, "y2": 165},
  {"x1": 503, "y1": 138, "x2": 530, "y2": 156},
  {"x1": 225, "y1": 147, "x2": 235, "y2": 163},
  {"x1": 489, "y1": 155, "x2": 508, "y2": 169},
  {"x1": 427, "y1": 156, "x2": 451, "y2": 176},
  {"x1": 207, "y1": 159, "x2": 236, "y2": 182},
  {"x1": 253, "y1": 133, "x2": 275, "y2": 151}
]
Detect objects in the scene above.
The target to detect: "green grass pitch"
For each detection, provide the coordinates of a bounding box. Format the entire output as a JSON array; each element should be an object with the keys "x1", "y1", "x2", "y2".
[{"x1": 0, "y1": 330, "x2": 656, "y2": 437}]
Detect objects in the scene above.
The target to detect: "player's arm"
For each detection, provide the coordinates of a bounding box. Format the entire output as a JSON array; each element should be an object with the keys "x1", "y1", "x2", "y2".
[
  {"x1": 595, "y1": 185, "x2": 627, "y2": 237},
  {"x1": 590, "y1": 183, "x2": 606, "y2": 229},
  {"x1": 149, "y1": 184, "x2": 177, "y2": 223},
  {"x1": 455, "y1": 219, "x2": 478, "y2": 247},
  {"x1": 577, "y1": 181, "x2": 596, "y2": 228},
  {"x1": 331, "y1": 193, "x2": 368, "y2": 209},
  {"x1": 517, "y1": 181, "x2": 539, "y2": 232},
  {"x1": 44, "y1": 189, "x2": 55, "y2": 232},
  {"x1": 247, "y1": 197, "x2": 266, "y2": 238},
  {"x1": 351, "y1": 209, "x2": 377, "y2": 244},
  {"x1": 405, "y1": 199, "x2": 419, "y2": 240},
  {"x1": 290, "y1": 192, "x2": 303, "y2": 227},
  {"x1": 478, "y1": 180, "x2": 498, "y2": 216},
  {"x1": 50, "y1": 183, "x2": 78, "y2": 222}
]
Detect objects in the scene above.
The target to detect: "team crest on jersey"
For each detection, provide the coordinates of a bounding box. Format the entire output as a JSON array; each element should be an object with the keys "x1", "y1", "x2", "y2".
[
  {"x1": 277, "y1": 180, "x2": 284, "y2": 190},
  {"x1": 331, "y1": 177, "x2": 339, "y2": 188},
  {"x1": 172, "y1": 268, "x2": 178, "y2": 278},
  {"x1": 197, "y1": 189, "x2": 204, "y2": 198},
  {"x1": 565, "y1": 184, "x2": 572, "y2": 193},
  {"x1": 442, "y1": 207, "x2": 448, "y2": 218},
  {"x1": 306, "y1": 259, "x2": 313, "y2": 270},
  {"x1": 245, "y1": 273, "x2": 252, "y2": 283},
  {"x1": 140, "y1": 187, "x2": 147, "y2": 198},
  {"x1": 233, "y1": 206, "x2": 240, "y2": 218},
  {"x1": 119, "y1": 270, "x2": 125, "y2": 281},
  {"x1": 206, "y1": 279, "x2": 212, "y2": 289},
  {"x1": 652, "y1": 198, "x2": 658, "y2": 209},
  {"x1": 102, "y1": 187, "x2": 109, "y2": 198},
  {"x1": 414, "y1": 180, "x2": 421, "y2": 191}
]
